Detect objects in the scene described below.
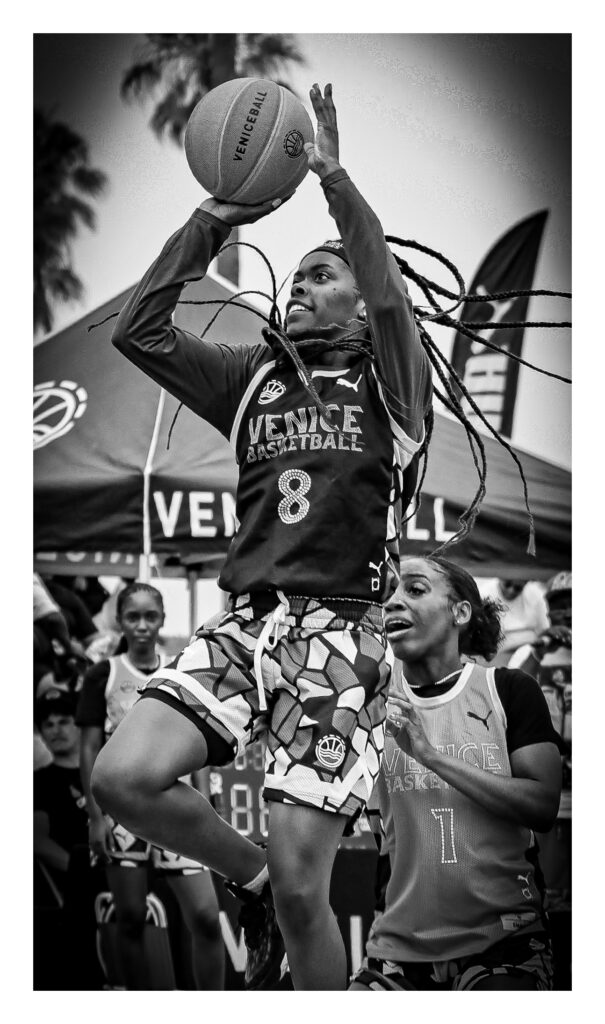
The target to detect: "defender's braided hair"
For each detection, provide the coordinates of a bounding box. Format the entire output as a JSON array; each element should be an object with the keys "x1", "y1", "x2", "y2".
[{"x1": 88, "y1": 234, "x2": 570, "y2": 556}]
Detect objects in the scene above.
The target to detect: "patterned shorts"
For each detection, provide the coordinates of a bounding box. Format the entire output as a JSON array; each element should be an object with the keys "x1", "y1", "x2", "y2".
[
  {"x1": 139, "y1": 592, "x2": 390, "y2": 818},
  {"x1": 351, "y1": 932, "x2": 554, "y2": 990}
]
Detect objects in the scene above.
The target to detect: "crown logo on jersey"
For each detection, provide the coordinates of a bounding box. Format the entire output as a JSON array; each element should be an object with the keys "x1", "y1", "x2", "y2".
[
  {"x1": 315, "y1": 734, "x2": 346, "y2": 770},
  {"x1": 259, "y1": 379, "x2": 286, "y2": 405}
]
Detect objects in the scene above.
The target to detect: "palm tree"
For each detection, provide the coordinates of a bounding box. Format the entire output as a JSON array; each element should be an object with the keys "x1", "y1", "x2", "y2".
[
  {"x1": 34, "y1": 109, "x2": 107, "y2": 335},
  {"x1": 121, "y1": 34, "x2": 305, "y2": 283}
]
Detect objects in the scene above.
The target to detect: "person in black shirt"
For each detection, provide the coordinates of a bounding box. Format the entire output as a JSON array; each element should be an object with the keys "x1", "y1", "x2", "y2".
[
  {"x1": 34, "y1": 692, "x2": 104, "y2": 990},
  {"x1": 34, "y1": 692, "x2": 88, "y2": 897}
]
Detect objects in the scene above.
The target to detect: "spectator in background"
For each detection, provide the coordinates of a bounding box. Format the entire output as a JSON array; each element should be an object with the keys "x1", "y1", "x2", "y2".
[
  {"x1": 508, "y1": 572, "x2": 571, "y2": 916},
  {"x1": 43, "y1": 575, "x2": 100, "y2": 653},
  {"x1": 78, "y1": 582, "x2": 224, "y2": 990},
  {"x1": 34, "y1": 573, "x2": 75, "y2": 762},
  {"x1": 476, "y1": 578, "x2": 549, "y2": 667},
  {"x1": 34, "y1": 692, "x2": 88, "y2": 900},
  {"x1": 34, "y1": 692, "x2": 105, "y2": 990},
  {"x1": 70, "y1": 576, "x2": 111, "y2": 619},
  {"x1": 34, "y1": 572, "x2": 73, "y2": 669}
]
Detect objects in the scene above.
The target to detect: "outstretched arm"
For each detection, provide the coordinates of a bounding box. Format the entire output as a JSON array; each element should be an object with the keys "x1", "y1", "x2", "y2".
[
  {"x1": 111, "y1": 196, "x2": 284, "y2": 435},
  {"x1": 305, "y1": 84, "x2": 432, "y2": 442}
]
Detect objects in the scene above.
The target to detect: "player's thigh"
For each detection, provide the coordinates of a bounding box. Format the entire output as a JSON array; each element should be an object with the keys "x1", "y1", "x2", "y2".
[
  {"x1": 267, "y1": 802, "x2": 346, "y2": 897},
  {"x1": 95, "y1": 695, "x2": 210, "y2": 789}
]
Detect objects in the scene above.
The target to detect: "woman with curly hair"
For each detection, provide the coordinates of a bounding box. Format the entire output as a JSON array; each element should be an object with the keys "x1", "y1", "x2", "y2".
[{"x1": 351, "y1": 555, "x2": 562, "y2": 991}]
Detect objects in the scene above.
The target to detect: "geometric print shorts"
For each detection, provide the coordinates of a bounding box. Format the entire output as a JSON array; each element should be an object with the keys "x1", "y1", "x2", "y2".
[{"x1": 139, "y1": 591, "x2": 391, "y2": 819}]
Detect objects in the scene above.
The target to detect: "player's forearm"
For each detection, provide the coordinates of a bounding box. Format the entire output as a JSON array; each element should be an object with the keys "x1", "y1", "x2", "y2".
[
  {"x1": 320, "y1": 168, "x2": 431, "y2": 438},
  {"x1": 112, "y1": 209, "x2": 230, "y2": 360},
  {"x1": 320, "y1": 168, "x2": 415, "y2": 326},
  {"x1": 423, "y1": 748, "x2": 557, "y2": 832}
]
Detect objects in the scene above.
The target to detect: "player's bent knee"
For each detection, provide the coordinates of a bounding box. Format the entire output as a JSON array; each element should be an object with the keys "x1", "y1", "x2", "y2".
[{"x1": 91, "y1": 745, "x2": 151, "y2": 819}]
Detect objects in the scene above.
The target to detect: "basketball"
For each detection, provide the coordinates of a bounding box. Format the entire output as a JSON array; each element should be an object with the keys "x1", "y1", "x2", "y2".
[{"x1": 184, "y1": 77, "x2": 314, "y2": 205}]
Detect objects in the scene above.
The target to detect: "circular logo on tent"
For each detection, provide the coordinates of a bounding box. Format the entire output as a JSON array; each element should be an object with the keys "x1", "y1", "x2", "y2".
[
  {"x1": 315, "y1": 734, "x2": 346, "y2": 770},
  {"x1": 33, "y1": 380, "x2": 88, "y2": 450}
]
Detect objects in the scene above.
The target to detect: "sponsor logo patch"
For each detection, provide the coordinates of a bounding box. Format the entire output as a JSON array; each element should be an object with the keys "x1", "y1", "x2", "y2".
[
  {"x1": 259, "y1": 379, "x2": 286, "y2": 405},
  {"x1": 315, "y1": 734, "x2": 346, "y2": 769}
]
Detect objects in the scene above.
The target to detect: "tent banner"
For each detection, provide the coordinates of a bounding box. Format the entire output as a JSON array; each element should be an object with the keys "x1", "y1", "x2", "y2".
[{"x1": 449, "y1": 210, "x2": 548, "y2": 437}]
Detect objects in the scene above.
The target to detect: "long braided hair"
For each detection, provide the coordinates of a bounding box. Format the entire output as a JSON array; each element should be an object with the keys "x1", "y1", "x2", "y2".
[{"x1": 89, "y1": 234, "x2": 570, "y2": 557}]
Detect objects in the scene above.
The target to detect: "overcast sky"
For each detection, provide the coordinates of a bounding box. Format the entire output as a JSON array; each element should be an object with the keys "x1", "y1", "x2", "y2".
[{"x1": 34, "y1": 32, "x2": 571, "y2": 468}]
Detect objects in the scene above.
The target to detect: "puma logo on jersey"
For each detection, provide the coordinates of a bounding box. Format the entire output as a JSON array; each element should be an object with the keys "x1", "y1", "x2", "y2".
[
  {"x1": 311, "y1": 369, "x2": 362, "y2": 392},
  {"x1": 369, "y1": 559, "x2": 384, "y2": 594},
  {"x1": 467, "y1": 710, "x2": 492, "y2": 731},
  {"x1": 259, "y1": 380, "x2": 286, "y2": 404},
  {"x1": 338, "y1": 373, "x2": 362, "y2": 392},
  {"x1": 517, "y1": 873, "x2": 533, "y2": 900}
]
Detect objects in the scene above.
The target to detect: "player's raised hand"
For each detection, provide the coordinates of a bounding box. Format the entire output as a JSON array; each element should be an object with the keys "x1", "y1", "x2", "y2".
[{"x1": 304, "y1": 83, "x2": 341, "y2": 178}]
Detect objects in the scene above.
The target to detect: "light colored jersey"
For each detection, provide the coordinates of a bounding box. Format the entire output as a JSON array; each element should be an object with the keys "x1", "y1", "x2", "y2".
[
  {"x1": 367, "y1": 662, "x2": 544, "y2": 962},
  {"x1": 104, "y1": 652, "x2": 170, "y2": 737}
]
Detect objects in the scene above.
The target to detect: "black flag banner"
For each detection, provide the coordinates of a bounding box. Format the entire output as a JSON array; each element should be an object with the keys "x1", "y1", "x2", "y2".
[{"x1": 449, "y1": 210, "x2": 548, "y2": 438}]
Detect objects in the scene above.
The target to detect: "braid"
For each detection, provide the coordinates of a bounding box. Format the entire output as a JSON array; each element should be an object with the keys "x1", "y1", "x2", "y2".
[{"x1": 89, "y1": 228, "x2": 570, "y2": 559}]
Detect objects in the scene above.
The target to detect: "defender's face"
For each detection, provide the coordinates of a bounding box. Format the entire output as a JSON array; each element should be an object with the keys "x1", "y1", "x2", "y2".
[
  {"x1": 285, "y1": 252, "x2": 363, "y2": 340},
  {"x1": 385, "y1": 558, "x2": 457, "y2": 662}
]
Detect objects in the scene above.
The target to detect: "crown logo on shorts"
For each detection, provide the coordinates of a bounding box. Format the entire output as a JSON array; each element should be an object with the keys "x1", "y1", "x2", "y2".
[
  {"x1": 315, "y1": 734, "x2": 346, "y2": 770},
  {"x1": 259, "y1": 379, "x2": 286, "y2": 404}
]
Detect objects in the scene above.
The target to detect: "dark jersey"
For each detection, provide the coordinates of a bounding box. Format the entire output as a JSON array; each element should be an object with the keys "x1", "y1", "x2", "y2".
[
  {"x1": 112, "y1": 169, "x2": 432, "y2": 602},
  {"x1": 222, "y1": 353, "x2": 421, "y2": 600}
]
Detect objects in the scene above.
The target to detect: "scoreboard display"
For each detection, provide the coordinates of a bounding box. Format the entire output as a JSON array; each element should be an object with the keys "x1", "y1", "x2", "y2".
[{"x1": 210, "y1": 741, "x2": 376, "y2": 850}]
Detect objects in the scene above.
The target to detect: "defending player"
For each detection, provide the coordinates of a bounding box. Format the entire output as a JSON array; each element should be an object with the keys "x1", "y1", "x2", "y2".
[
  {"x1": 350, "y1": 556, "x2": 562, "y2": 991},
  {"x1": 91, "y1": 83, "x2": 432, "y2": 990}
]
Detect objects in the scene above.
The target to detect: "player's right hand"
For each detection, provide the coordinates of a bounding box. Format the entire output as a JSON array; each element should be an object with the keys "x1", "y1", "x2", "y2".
[
  {"x1": 199, "y1": 194, "x2": 291, "y2": 226},
  {"x1": 88, "y1": 815, "x2": 115, "y2": 863}
]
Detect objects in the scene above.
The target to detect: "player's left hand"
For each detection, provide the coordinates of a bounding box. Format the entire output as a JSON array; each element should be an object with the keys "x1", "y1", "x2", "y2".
[
  {"x1": 304, "y1": 83, "x2": 341, "y2": 178},
  {"x1": 386, "y1": 694, "x2": 434, "y2": 766}
]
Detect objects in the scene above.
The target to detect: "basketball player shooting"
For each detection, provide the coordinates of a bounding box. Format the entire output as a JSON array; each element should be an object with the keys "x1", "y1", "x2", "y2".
[{"x1": 91, "y1": 83, "x2": 432, "y2": 991}]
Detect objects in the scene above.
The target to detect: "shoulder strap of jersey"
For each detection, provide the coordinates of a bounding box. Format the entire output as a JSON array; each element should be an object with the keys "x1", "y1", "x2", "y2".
[
  {"x1": 229, "y1": 360, "x2": 277, "y2": 453},
  {"x1": 485, "y1": 666, "x2": 507, "y2": 729},
  {"x1": 104, "y1": 656, "x2": 118, "y2": 700},
  {"x1": 370, "y1": 363, "x2": 424, "y2": 467}
]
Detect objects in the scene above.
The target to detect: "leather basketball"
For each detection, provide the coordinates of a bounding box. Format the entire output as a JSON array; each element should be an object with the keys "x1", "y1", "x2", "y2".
[{"x1": 185, "y1": 77, "x2": 314, "y2": 204}]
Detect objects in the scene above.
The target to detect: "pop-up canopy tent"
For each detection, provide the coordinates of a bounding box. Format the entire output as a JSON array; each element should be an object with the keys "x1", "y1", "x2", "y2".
[{"x1": 34, "y1": 274, "x2": 570, "y2": 583}]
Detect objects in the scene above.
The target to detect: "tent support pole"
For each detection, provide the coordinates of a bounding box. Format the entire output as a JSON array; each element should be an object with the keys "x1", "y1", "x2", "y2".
[{"x1": 187, "y1": 569, "x2": 198, "y2": 636}]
